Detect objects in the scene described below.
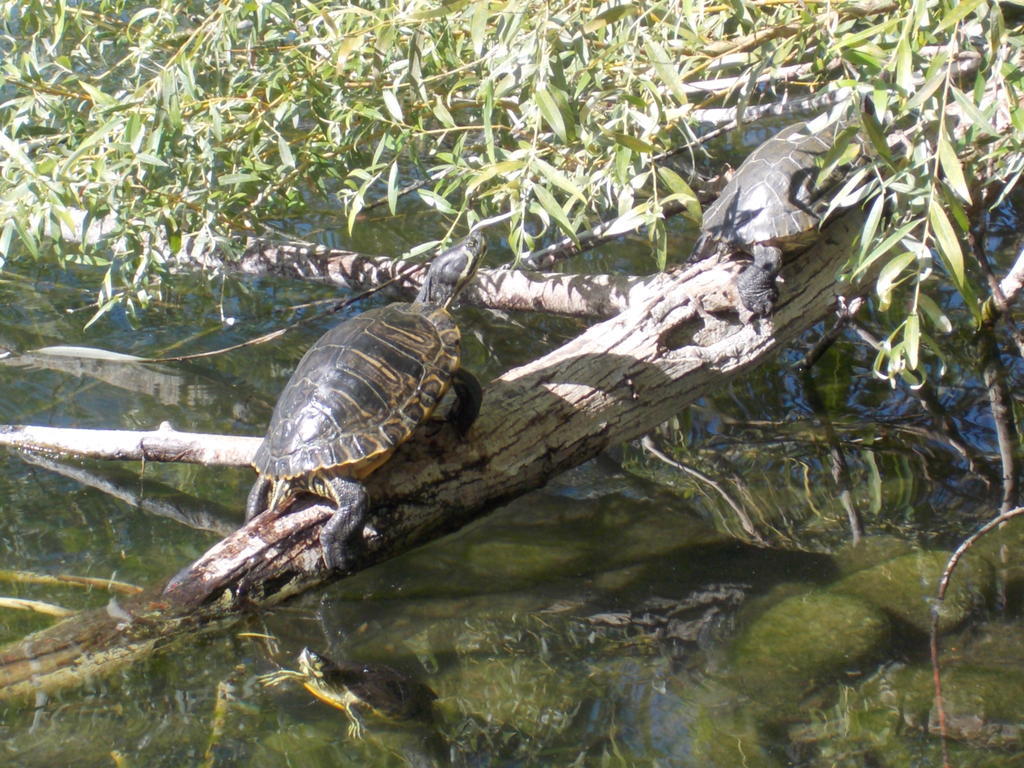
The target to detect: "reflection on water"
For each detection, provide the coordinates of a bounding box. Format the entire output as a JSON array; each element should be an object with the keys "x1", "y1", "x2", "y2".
[{"x1": 0, "y1": 251, "x2": 1022, "y2": 766}]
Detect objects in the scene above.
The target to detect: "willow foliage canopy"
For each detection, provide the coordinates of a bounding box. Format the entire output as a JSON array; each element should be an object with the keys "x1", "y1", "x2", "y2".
[{"x1": 1, "y1": 0, "x2": 1022, "y2": 376}]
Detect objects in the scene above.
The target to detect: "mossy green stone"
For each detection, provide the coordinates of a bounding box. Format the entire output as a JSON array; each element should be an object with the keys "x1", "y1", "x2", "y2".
[
  {"x1": 860, "y1": 663, "x2": 1024, "y2": 748},
  {"x1": 832, "y1": 535, "x2": 915, "y2": 576},
  {"x1": 690, "y1": 700, "x2": 784, "y2": 768},
  {"x1": 831, "y1": 550, "x2": 992, "y2": 634},
  {"x1": 434, "y1": 656, "x2": 587, "y2": 740},
  {"x1": 464, "y1": 538, "x2": 584, "y2": 579},
  {"x1": 731, "y1": 591, "x2": 889, "y2": 698}
]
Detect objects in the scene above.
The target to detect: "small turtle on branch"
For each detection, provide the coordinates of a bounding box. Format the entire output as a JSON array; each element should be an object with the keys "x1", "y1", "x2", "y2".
[{"x1": 690, "y1": 117, "x2": 858, "y2": 317}]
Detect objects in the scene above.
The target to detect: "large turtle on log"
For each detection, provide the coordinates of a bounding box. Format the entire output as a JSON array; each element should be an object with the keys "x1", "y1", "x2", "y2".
[
  {"x1": 690, "y1": 120, "x2": 850, "y2": 316},
  {"x1": 244, "y1": 234, "x2": 487, "y2": 572}
]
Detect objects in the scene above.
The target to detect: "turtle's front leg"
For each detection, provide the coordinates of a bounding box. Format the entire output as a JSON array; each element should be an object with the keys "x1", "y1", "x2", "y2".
[
  {"x1": 258, "y1": 669, "x2": 306, "y2": 687},
  {"x1": 448, "y1": 368, "x2": 482, "y2": 435},
  {"x1": 245, "y1": 475, "x2": 271, "y2": 521},
  {"x1": 320, "y1": 477, "x2": 369, "y2": 572},
  {"x1": 736, "y1": 244, "x2": 782, "y2": 317}
]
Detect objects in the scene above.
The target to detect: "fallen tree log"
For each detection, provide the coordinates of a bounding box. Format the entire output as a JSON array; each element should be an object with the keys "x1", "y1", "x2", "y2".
[{"x1": 0, "y1": 209, "x2": 867, "y2": 697}]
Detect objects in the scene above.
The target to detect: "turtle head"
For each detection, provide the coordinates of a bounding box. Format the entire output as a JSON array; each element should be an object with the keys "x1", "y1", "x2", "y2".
[
  {"x1": 416, "y1": 231, "x2": 487, "y2": 308},
  {"x1": 298, "y1": 647, "x2": 329, "y2": 681}
]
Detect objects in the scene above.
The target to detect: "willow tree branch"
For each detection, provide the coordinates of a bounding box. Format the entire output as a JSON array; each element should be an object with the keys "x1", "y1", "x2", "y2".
[
  {"x1": 208, "y1": 236, "x2": 724, "y2": 320},
  {"x1": 977, "y1": 328, "x2": 1018, "y2": 512},
  {"x1": 0, "y1": 423, "x2": 256, "y2": 466}
]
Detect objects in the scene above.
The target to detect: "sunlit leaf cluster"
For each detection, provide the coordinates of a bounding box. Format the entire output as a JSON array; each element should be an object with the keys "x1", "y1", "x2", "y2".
[
  {"x1": 838, "y1": 0, "x2": 1024, "y2": 382},
  {"x1": 1, "y1": 0, "x2": 1022, "y2": 379}
]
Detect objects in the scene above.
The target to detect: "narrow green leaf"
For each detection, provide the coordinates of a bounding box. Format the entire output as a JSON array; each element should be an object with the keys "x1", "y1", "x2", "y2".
[
  {"x1": 942, "y1": 186, "x2": 970, "y2": 231},
  {"x1": 53, "y1": 0, "x2": 66, "y2": 43},
  {"x1": 277, "y1": 134, "x2": 295, "y2": 169},
  {"x1": 431, "y1": 98, "x2": 455, "y2": 128},
  {"x1": 918, "y1": 292, "x2": 952, "y2": 333},
  {"x1": 482, "y1": 79, "x2": 495, "y2": 163},
  {"x1": 928, "y1": 198, "x2": 964, "y2": 289},
  {"x1": 219, "y1": 172, "x2": 260, "y2": 185},
  {"x1": 905, "y1": 313, "x2": 920, "y2": 370},
  {"x1": 387, "y1": 162, "x2": 399, "y2": 215},
  {"x1": 583, "y1": 3, "x2": 636, "y2": 33},
  {"x1": 406, "y1": 239, "x2": 442, "y2": 258},
  {"x1": 650, "y1": 217, "x2": 668, "y2": 270},
  {"x1": 644, "y1": 39, "x2": 688, "y2": 105},
  {"x1": 347, "y1": 172, "x2": 379, "y2": 234},
  {"x1": 895, "y1": 35, "x2": 913, "y2": 93},
  {"x1": 61, "y1": 118, "x2": 121, "y2": 171},
  {"x1": 836, "y1": 18, "x2": 900, "y2": 48},
  {"x1": 160, "y1": 69, "x2": 181, "y2": 128},
  {"x1": 860, "y1": 110, "x2": 892, "y2": 164},
  {"x1": 937, "y1": 129, "x2": 971, "y2": 203},
  {"x1": 534, "y1": 157, "x2": 585, "y2": 203},
  {"x1": 470, "y1": 1, "x2": 488, "y2": 55},
  {"x1": 854, "y1": 218, "x2": 920, "y2": 276},
  {"x1": 875, "y1": 250, "x2": 916, "y2": 307},
  {"x1": 546, "y1": 85, "x2": 577, "y2": 141},
  {"x1": 410, "y1": 1, "x2": 468, "y2": 20},
  {"x1": 826, "y1": 166, "x2": 871, "y2": 209},
  {"x1": 610, "y1": 132, "x2": 655, "y2": 153},
  {"x1": 383, "y1": 89, "x2": 404, "y2": 122},
  {"x1": 85, "y1": 295, "x2": 121, "y2": 330},
  {"x1": 858, "y1": 191, "x2": 885, "y2": 260},
  {"x1": 80, "y1": 81, "x2": 117, "y2": 109},
  {"x1": 656, "y1": 166, "x2": 701, "y2": 220},
  {"x1": 13, "y1": 217, "x2": 39, "y2": 258},
  {"x1": 126, "y1": 113, "x2": 144, "y2": 152},
  {"x1": 535, "y1": 88, "x2": 567, "y2": 142},
  {"x1": 905, "y1": 64, "x2": 948, "y2": 112},
  {"x1": 533, "y1": 185, "x2": 577, "y2": 241},
  {"x1": 949, "y1": 86, "x2": 1000, "y2": 137},
  {"x1": 466, "y1": 159, "x2": 526, "y2": 194},
  {"x1": 937, "y1": 0, "x2": 986, "y2": 31},
  {"x1": 336, "y1": 33, "x2": 365, "y2": 71},
  {"x1": 602, "y1": 207, "x2": 647, "y2": 237},
  {"x1": 0, "y1": 131, "x2": 36, "y2": 174},
  {"x1": 0, "y1": 220, "x2": 14, "y2": 260},
  {"x1": 417, "y1": 188, "x2": 456, "y2": 214},
  {"x1": 128, "y1": 7, "x2": 161, "y2": 25},
  {"x1": 842, "y1": 48, "x2": 884, "y2": 71}
]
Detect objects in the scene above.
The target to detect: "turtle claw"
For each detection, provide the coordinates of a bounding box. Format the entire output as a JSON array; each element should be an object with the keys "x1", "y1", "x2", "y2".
[{"x1": 345, "y1": 711, "x2": 366, "y2": 741}]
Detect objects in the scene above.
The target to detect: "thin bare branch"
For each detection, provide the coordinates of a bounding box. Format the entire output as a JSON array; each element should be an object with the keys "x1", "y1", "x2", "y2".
[{"x1": 0, "y1": 423, "x2": 258, "y2": 466}]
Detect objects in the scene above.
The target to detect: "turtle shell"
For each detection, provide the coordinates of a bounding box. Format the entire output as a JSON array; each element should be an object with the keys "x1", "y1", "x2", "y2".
[
  {"x1": 299, "y1": 648, "x2": 437, "y2": 721},
  {"x1": 699, "y1": 122, "x2": 837, "y2": 252},
  {"x1": 253, "y1": 302, "x2": 460, "y2": 481}
]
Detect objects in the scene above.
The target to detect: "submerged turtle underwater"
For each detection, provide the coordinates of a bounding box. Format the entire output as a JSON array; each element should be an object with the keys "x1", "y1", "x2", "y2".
[
  {"x1": 245, "y1": 233, "x2": 487, "y2": 571},
  {"x1": 690, "y1": 118, "x2": 853, "y2": 317},
  {"x1": 260, "y1": 647, "x2": 438, "y2": 738}
]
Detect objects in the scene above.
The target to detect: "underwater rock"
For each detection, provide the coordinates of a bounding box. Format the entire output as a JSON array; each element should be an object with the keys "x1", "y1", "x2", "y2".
[
  {"x1": 730, "y1": 590, "x2": 889, "y2": 710},
  {"x1": 831, "y1": 550, "x2": 992, "y2": 634},
  {"x1": 831, "y1": 535, "x2": 915, "y2": 576},
  {"x1": 861, "y1": 661, "x2": 1024, "y2": 748},
  {"x1": 433, "y1": 655, "x2": 588, "y2": 742}
]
